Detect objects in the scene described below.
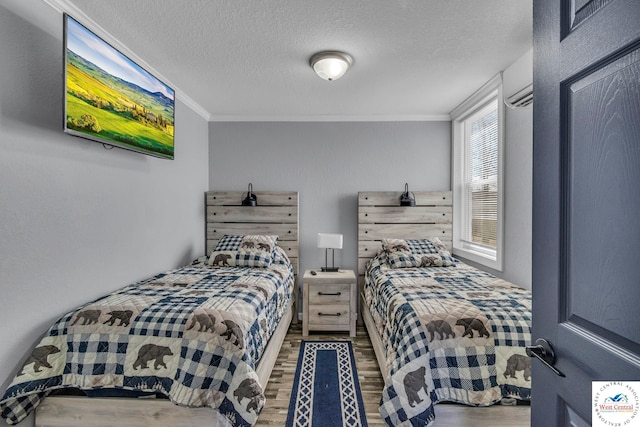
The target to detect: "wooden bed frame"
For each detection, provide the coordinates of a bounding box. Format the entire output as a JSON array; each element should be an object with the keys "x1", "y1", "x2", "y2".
[
  {"x1": 357, "y1": 190, "x2": 452, "y2": 378},
  {"x1": 35, "y1": 191, "x2": 299, "y2": 427},
  {"x1": 358, "y1": 191, "x2": 530, "y2": 425}
]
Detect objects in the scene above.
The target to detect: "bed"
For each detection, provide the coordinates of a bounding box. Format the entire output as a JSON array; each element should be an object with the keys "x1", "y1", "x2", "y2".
[
  {"x1": 358, "y1": 191, "x2": 531, "y2": 426},
  {"x1": 0, "y1": 190, "x2": 299, "y2": 427}
]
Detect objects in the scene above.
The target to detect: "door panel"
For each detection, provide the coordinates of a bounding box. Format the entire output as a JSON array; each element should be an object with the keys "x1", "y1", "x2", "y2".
[
  {"x1": 533, "y1": 0, "x2": 640, "y2": 425},
  {"x1": 566, "y1": 403, "x2": 590, "y2": 427},
  {"x1": 566, "y1": 0, "x2": 613, "y2": 32},
  {"x1": 565, "y1": 46, "x2": 640, "y2": 346}
]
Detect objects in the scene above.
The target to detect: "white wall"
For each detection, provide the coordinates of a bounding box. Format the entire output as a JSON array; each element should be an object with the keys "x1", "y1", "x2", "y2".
[
  {"x1": 456, "y1": 49, "x2": 533, "y2": 290},
  {"x1": 209, "y1": 120, "x2": 451, "y2": 292},
  {"x1": 0, "y1": 2, "x2": 209, "y2": 424}
]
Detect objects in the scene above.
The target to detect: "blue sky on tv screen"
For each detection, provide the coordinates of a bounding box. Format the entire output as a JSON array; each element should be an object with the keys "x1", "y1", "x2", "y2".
[{"x1": 66, "y1": 15, "x2": 174, "y2": 100}]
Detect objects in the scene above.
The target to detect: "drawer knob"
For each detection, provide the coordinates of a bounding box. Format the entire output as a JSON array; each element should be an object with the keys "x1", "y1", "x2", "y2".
[
  {"x1": 318, "y1": 312, "x2": 342, "y2": 317},
  {"x1": 318, "y1": 292, "x2": 341, "y2": 296}
]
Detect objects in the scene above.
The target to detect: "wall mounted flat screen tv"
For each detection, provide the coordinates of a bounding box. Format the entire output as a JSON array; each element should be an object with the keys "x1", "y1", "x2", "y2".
[{"x1": 64, "y1": 14, "x2": 175, "y2": 159}]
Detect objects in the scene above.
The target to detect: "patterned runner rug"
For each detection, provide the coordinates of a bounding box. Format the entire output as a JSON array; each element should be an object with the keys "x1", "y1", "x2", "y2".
[{"x1": 285, "y1": 340, "x2": 368, "y2": 427}]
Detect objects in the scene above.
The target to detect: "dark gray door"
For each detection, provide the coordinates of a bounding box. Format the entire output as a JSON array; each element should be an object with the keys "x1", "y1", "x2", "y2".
[{"x1": 532, "y1": 0, "x2": 640, "y2": 425}]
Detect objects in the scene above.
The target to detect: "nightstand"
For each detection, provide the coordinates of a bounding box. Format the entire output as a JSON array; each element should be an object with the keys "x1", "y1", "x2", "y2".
[{"x1": 302, "y1": 269, "x2": 357, "y2": 337}]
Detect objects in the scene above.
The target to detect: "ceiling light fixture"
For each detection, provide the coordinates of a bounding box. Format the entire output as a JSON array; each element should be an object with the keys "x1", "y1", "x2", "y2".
[{"x1": 309, "y1": 51, "x2": 353, "y2": 81}]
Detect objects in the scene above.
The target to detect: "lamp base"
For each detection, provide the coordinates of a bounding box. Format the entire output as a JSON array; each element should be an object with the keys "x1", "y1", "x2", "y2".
[{"x1": 321, "y1": 267, "x2": 340, "y2": 272}]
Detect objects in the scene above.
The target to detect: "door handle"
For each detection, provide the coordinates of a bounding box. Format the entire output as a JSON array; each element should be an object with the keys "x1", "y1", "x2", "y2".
[{"x1": 526, "y1": 338, "x2": 565, "y2": 377}]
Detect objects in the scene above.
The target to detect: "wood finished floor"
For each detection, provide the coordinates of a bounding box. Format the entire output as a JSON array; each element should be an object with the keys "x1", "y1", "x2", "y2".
[{"x1": 256, "y1": 323, "x2": 530, "y2": 427}]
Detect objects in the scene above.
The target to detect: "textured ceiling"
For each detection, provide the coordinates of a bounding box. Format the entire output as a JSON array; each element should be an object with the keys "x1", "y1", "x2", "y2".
[{"x1": 58, "y1": 0, "x2": 532, "y2": 121}]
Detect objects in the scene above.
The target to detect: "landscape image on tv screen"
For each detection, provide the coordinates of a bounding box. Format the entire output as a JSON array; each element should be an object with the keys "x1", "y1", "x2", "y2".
[{"x1": 64, "y1": 14, "x2": 175, "y2": 159}]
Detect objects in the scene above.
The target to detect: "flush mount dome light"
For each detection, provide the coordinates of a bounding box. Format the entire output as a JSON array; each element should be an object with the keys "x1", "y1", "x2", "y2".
[{"x1": 309, "y1": 51, "x2": 353, "y2": 81}]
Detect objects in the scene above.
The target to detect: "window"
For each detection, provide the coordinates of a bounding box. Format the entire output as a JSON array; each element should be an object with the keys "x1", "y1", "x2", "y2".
[{"x1": 451, "y1": 74, "x2": 504, "y2": 270}]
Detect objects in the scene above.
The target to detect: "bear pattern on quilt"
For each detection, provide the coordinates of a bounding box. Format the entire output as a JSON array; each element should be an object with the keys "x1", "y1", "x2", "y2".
[
  {"x1": 363, "y1": 251, "x2": 531, "y2": 426},
  {"x1": 17, "y1": 346, "x2": 61, "y2": 377},
  {"x1": 0, "y1": 259, "x2": 294, "y2": 427}
]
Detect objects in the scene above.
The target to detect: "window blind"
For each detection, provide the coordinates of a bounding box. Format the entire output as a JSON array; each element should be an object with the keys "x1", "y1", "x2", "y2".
[{"x1": 464, "y1": 103, "x2": 498, "y2": 248}]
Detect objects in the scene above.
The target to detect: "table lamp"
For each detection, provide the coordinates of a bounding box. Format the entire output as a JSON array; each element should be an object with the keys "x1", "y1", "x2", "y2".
[{"x1": 317, "y1": 233, "x2": 343, "y2": 272}]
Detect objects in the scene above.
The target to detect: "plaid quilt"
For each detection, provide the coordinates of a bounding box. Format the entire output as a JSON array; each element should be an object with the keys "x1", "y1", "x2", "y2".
[
  {"x1": 0, "y1": 255, "x2": 294, "y2": 427},
  {"x1": 363, "y1": 251, "x2": 531, "y2": 426}
]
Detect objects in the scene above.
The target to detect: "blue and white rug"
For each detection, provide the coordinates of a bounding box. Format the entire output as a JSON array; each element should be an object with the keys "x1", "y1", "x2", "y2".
[{"x1": 286, "y1": 341, "x2": 368, "y2": 427}]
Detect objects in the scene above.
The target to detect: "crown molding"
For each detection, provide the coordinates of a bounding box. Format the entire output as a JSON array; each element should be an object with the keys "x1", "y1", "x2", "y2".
[
  {"x1": 43, "y1": 0, "x2": 212, "y2": 121},
  {"x1": 449, "y1": 73, "x2": 502, "y2": 121},
  {"x1": 209, "y1": 114, "x2": 451, "y2": 122},
  {"x1": 45, "y1": 0, "x2": 452, "y2": 124}
]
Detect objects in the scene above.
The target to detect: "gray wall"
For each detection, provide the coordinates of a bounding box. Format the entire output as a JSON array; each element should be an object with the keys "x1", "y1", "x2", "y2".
[
  {"x1": 502, "y1": 50, "x2": 533, "y2": 290},
  {"x1": 208, "y1": 51, "x2": 534, "y2": 296},
  {"x1": 0, "y1": 2, "x2": 209, "y2": 423},
  {"x1": 209, "y1": 121, "x2": 451, "y2": 294},
  {"x1": 0, "y1": 0, "x2": 532, "y2": 422}
]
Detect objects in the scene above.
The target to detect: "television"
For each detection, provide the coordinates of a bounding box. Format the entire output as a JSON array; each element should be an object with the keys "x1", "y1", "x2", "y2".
[{"x1": 64, "y1": 14, "x2": 175, "y2": 159}]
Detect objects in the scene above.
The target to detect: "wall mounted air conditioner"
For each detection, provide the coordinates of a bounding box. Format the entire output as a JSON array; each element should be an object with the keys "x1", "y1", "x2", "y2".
[{"x1": 504, "y1": 84, "x2": 533, "y2": 109}]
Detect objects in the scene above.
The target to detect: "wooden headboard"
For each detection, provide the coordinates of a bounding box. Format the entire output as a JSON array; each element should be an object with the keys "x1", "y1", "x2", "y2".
[
  {"x1": 357, "y1": 191, "x2": 453, "y2": 277},
  {"x1": 205, "y1": 191, "x2": 299, "y2": 276}
]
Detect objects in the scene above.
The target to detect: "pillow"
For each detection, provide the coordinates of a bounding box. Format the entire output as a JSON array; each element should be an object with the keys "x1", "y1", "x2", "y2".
[
  {"x1": 271, "y1": 245, "x2": 291, "y2": 266},
  {"x1": 209, "y1": 234, "x2": 279, "y2": 268},
  {"x1": 382, "y1": 237, "x2": 457, "y2": 268}
]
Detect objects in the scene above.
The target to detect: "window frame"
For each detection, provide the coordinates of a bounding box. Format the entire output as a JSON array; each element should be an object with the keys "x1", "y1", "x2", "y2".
[{"x1": 450, "y1": 74, "x2": 504, "y2": 271}]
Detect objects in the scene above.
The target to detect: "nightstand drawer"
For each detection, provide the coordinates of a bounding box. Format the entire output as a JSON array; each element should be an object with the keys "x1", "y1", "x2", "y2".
[
  {"x1": 308, "y1": 283, "x2": 350, "y2": 304},
  {"x1": 307, "y1": 305, "x2": 350, "y2": 325}
]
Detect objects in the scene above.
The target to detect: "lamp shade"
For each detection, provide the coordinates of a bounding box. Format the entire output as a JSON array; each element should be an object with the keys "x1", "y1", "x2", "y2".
[
  {"x1": 317, "y1": 233, "x2": 343, "y2": 249},
  {"x1": 310, "y1": 51, "x2": 353, "y2": 81}
]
